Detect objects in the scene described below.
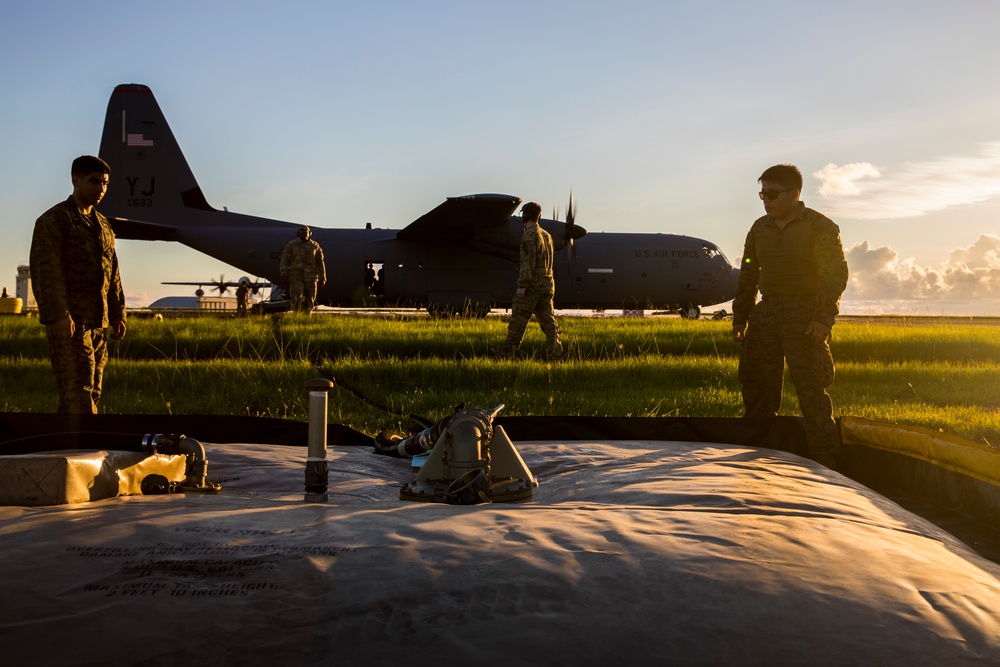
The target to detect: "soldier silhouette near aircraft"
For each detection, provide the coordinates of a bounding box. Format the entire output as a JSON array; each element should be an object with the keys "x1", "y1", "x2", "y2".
[
  {"x1": 30, "y1": 155, "x2": 127, "y2": 414},
  {"x1": 501, "y1": 202, "x2": 565, "y2": 361},
  {"x1": 280, "y1": 225, "x2": 327, "y2": 311},
  {"x1": 235, "y1": 279, "x2": 249, "y2": 317}
]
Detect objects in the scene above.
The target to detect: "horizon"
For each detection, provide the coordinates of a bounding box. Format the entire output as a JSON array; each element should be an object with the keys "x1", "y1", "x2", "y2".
[{"x1": 6, "y1": 270, "x2": 998, "y2": 318}]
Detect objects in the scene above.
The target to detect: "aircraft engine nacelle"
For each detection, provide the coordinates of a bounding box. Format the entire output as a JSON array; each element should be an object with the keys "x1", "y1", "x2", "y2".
[
  {"x1": 542, "y1": 218, "x2": 587, "y2": 252},
  {"x1": 471, "y1": 217, "x2": 587, "y2": 256}
]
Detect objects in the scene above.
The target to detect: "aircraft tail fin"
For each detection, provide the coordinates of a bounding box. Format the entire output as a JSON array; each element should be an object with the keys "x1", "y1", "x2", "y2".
[{"x1": 98, "y1": 84, "x2": 215, "y2": 230}]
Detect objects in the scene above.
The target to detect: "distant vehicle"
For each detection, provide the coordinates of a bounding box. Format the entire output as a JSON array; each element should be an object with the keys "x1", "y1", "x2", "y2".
[
  {"x1": 98, "y1": 84, "x2": 739, "y2": 318},
  {"x1": 0, "y1": 292, "x2": 22, "y2": 315}
]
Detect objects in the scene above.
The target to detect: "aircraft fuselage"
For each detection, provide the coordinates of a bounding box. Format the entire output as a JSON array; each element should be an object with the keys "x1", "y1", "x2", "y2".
[{"x1": 163, "y1": 209, "x2": 737, "y2": 312}]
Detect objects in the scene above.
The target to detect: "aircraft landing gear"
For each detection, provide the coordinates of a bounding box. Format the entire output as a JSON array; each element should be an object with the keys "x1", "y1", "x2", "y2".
[{"x1": 679, "y1": 305, "x2": 701, "y2": 320}]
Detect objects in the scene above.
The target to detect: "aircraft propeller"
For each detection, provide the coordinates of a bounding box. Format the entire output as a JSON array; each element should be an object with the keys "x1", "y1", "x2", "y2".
[
  {"x1": 212, "y1": 274, "x2": 229, "y2": 294},
  {"x1": 550, "y1": 192, "x2": 581, "y2": 261},
  {"x1": 554, "y1": 191, "x2": 581, "y2": 261},
  {"x1": 247, "y1": 277, "x2": 266, "y2": 295},
  {"x1": 565, "y1": 191, "x2": 577, "y2": 255}
]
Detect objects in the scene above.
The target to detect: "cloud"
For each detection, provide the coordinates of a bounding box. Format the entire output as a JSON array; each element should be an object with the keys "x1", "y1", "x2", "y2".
[
  {"x1": 814, "y1": 162, "x2": 882, "y2": 197},
  {"x1": 845, "y1": 234, "x2": 1000, "y2": 300},
  {"x1": 125, "y1": 290, "x2": 151, "y2": 308},
  {"x1": 813, "y1": 142, "x2": 1000, "y2": 219},
  {"x1": 947, "y1": 233, "x2": 1000, "y2": 270}
]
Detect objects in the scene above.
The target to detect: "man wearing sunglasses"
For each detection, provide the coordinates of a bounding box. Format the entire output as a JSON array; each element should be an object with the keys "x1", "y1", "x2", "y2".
[{"x1": 732, "y1": 164, "x2": 849, "y2": 469}]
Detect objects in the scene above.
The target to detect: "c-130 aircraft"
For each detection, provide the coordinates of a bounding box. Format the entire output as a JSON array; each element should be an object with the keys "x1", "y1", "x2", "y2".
[{"x1": 98, "y1": 84, "x2": 739, "y2": 317}]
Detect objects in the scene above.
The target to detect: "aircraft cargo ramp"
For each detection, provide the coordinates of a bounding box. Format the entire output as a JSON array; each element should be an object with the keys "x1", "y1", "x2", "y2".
[{"x1": 3, "y1": 414, "x2": 1000, "y2": 666}]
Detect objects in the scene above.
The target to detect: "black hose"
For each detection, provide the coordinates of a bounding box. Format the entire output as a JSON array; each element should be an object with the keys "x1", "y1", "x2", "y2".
[{"x1": 313, "y1": 365, "x2": 435, "y2": 428}]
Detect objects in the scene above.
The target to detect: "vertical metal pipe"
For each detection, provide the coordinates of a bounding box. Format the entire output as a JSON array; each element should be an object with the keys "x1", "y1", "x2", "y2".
[{"x1": 304, "y1": 378, "x2": 334, "y2": 502}]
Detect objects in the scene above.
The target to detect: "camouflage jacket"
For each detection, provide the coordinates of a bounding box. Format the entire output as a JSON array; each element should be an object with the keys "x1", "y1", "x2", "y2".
[
  {"x1": 733, "y1": 203, "x2": 848, "y2": 329},
  {"x1": 280, "y1": 238, "x2": 326, "y2": 283},
  {"x1": 29, "y1": 197, "x2": 126, "y2": 328},
  {"x1": 517, "y1": 225, "x2": 555, "y2": 290}
]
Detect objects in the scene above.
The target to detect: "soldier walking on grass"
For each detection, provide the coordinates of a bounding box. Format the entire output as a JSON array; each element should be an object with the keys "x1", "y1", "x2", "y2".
[
  {"x1": 732, "y1": 164, "x2": 849, "y2": 469},
  {"x1": 30, "y1": 155, "x2": 127, "y2": 414},
  {"x1": 280, "y1": 225, "x2": 326, "y2": 311},
  {"x1": 502, "y1": 202, "x2": 564, "y2": 360}
]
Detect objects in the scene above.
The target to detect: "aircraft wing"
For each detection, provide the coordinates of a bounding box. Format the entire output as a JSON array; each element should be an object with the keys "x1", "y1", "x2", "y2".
[
  {"x1": 161, "y1": 281, "x2": 272, "y2": 288},
  {"x1": 161, "y1": 279, "x2": 272, "y2": 296},
  {"x1": 396, "y1": 194, "x2": 521, "y2": 241},
  {"x1": 109, "y1": 218, "x2": 179, "y2": 242}
]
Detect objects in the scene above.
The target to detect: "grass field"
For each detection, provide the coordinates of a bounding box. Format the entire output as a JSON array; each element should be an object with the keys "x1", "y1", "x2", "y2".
[{"x1": 2, "y1": 312, "x2": 998, "y2": 446}]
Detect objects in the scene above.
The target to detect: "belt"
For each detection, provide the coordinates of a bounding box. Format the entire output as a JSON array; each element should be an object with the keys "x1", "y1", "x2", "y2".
[{"x1": 762, "y1": 293, "x2": 817, "y2": 303}]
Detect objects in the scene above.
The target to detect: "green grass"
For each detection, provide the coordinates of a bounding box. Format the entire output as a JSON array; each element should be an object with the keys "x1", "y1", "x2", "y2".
[{"x1": 2, "y1": 313, "x2": 998, "y2": 446}]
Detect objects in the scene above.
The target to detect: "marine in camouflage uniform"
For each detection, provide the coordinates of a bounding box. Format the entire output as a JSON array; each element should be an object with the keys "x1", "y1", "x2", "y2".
[
  {"x1": 235, "y1": 280, "x2": 249, "y2": 317},
  {"x1": 280, "y1": 225, "x2": 327, "y2": 311},
  {"x1": 732, "y1": 164, "x2": 849, "y2": 469},
  {"x1": 29, "y1": 156, "x2": 127, "y2": 414},
  {"x1": 502, "y1": 202, "x2": 564, "y2": 360}
]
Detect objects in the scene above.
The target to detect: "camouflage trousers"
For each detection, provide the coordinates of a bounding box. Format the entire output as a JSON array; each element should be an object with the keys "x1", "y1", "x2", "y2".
[
  {"x1": 738, "y1": 300, "x2": 840, "y2": 465},
  {"x1": 289, "y1": 276, "x2": 318, "y2": 311},
  {"x1": 44, "y1": 325, "x2": 108, "y2": 414},
  {"x1": 503, "y1": 284, "x2": 563, "y2": 359}
]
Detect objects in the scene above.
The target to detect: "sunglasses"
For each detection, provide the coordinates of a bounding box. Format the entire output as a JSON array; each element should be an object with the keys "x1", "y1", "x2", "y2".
[{"x1": 759, "y1": 188, "x2": 791, "y2": 201}]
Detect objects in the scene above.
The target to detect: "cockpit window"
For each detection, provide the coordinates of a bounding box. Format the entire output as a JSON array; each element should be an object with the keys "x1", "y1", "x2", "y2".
[{"x1": 702, "y1": 244, "x2": 729, "y2": 262}]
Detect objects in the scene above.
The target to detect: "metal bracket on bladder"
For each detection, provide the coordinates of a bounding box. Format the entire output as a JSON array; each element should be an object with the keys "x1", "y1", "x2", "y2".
[{"x1": 400, "y1": 406, "x2": 538, "y2": 504}]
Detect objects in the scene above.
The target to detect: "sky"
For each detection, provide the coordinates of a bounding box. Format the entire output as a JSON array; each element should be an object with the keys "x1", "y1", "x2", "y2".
[{"x1": 2, "y1": 1, "x2": 999, "y2": 314}]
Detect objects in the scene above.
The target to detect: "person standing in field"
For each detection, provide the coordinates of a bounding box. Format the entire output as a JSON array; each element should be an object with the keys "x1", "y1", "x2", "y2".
[
  {"x1": 732, "y1": 164, "x2": 849, "y2": 469},
  {"x1": 29, "y1": 155, "x2": 127, "y2": 414},
  {"x1": 235, "y1": 279, "x2": 249, "y2": 317},
  {"x1": 501, "y1": 202, "x2": 564, "y2": 360},
  {"x1": 280, "y1": 225, "x2": 326, "y2": 311}
]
